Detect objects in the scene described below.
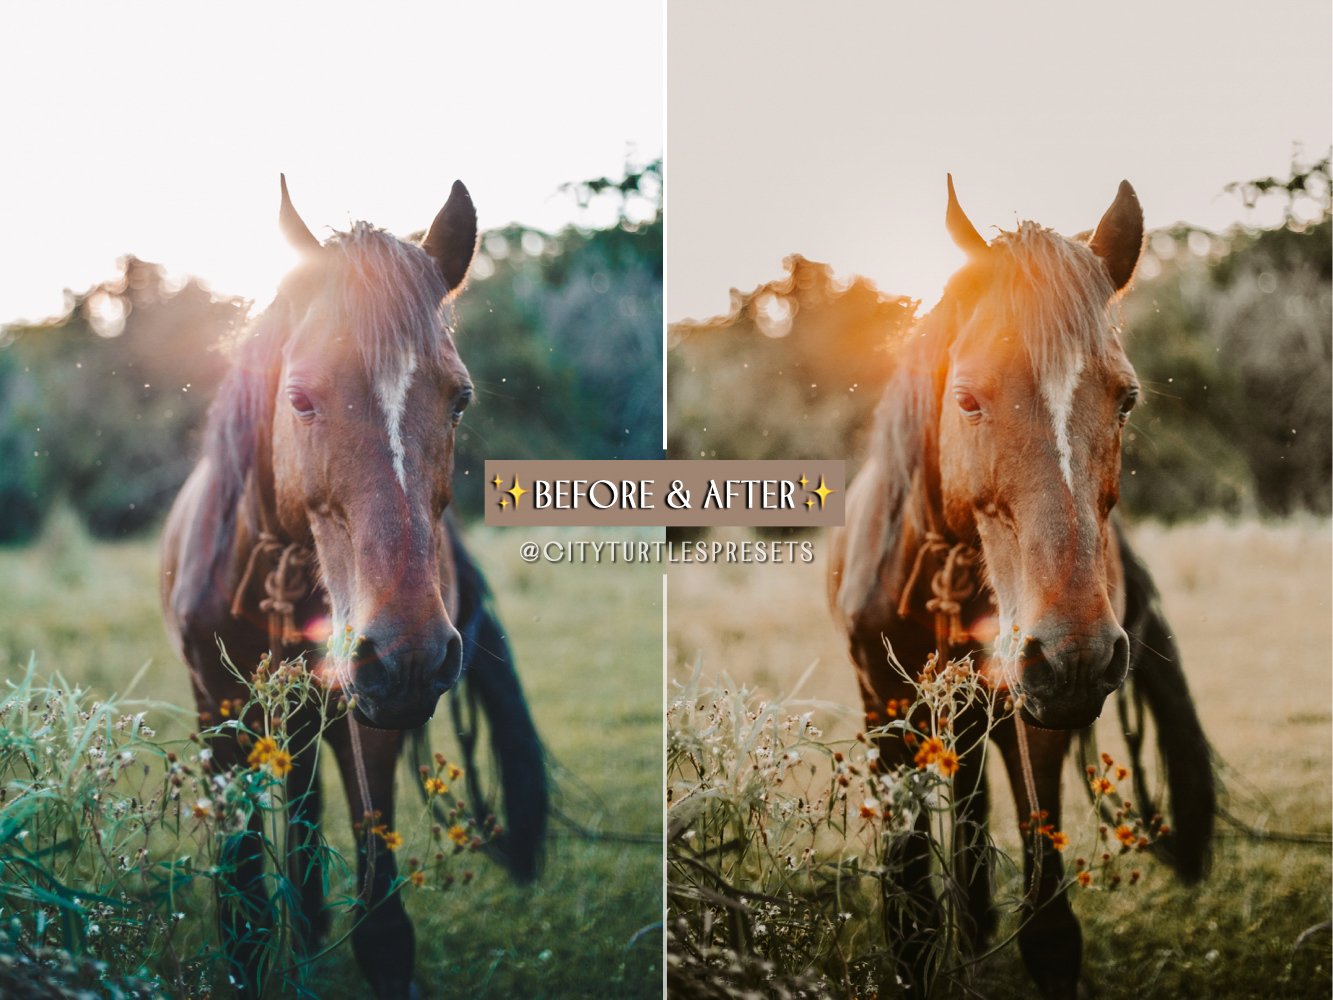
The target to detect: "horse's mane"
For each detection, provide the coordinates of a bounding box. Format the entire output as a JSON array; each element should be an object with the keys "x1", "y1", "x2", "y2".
[
  {"x1": 199, "y1": 224, "x2": 456, "y2": 576},
  {"x1": 872, "y1": 221, "x2": 1119, "y2": 554}
]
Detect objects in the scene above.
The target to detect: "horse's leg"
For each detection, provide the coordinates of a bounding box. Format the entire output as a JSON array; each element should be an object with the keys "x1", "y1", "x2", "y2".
[
  {"x1": 851, "y1": 631, "x2": 940, "y2": 997},
  {"x1": 994, "y1": 719, "x2": 1081, "y2": 1000},
  {"x1": 286, "y1": 710, "x2": 329, "y2": 954},
  {"x1": 950, "y1": 705, "x2": 995, "y2": 953},
  {"x1": 204, "y1": 730, "x2": 270, "y2": 1000},
  {"x1": 327, "y1": 719, "x2": 416, "y2": 1000},
  {"x1": 182, "y1": 645, "x2": 272, "y2": 999}
]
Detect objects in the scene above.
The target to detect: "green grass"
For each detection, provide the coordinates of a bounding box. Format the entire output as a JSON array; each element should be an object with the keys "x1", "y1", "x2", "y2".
[{"x1": 0, "y1": 522, "x2": 663, "y2": 999}]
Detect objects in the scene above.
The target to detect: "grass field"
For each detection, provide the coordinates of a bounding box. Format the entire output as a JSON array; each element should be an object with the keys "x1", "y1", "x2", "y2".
[
  {"x1": 668, "y1": 519, "x2": 1333, "y2": 999},
  {"x1": 0, "y1": 521, "x2": 663, "y2": 999}
]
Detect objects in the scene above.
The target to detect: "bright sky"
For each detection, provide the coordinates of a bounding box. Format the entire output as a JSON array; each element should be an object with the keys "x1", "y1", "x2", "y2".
[
  {"x1": 0, "y1": 1, "x2": 663, "y2": 326},
  {"x1": 668, "y1": 0, "x2": 1332, "y2": 322}
]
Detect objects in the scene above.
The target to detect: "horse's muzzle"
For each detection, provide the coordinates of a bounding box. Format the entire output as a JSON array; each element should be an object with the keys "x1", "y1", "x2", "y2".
[
  {"x1": 1015, "y1": 625, "x2": 1129, "y2": 731},
  {"x1": 348, "y1": 627, "x2": 464, "y2": 730}
]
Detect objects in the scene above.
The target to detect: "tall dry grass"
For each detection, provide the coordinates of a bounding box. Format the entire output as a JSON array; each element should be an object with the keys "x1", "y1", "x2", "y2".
[{"x1": 668, "y1": 519, "x2": 1332, "y2": 998}]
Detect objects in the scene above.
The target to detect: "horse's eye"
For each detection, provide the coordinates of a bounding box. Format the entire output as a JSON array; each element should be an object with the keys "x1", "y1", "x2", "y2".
[
  {"x1": 954, "y1": 388, "x2": 983, "y2": 421},
  {"x1": 1117, "y1": 388, "x2": 1139, "y2": 424},
  {"x1": 287, "y1": 387, "x2": 317, "y2": 420},
  {"x1": 451, "y1": 388, "x2": 473, "y2": 426}
]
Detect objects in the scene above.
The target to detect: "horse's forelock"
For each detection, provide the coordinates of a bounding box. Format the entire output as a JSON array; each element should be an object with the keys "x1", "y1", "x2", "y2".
[
  {"x1": 987, "y1": 222, "x2": 1119, "y2": 381},
  {"x1": 325, "y1": 223, "x2": 458, "y2": 381}
]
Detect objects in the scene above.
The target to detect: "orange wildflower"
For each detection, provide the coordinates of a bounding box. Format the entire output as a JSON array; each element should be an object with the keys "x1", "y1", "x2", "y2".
[
  {"x1": 1089, "y1": 776, "x2": 1115, "y2": 796},
  {"x1": 409, "y1": 870, "x2": 426, "y2": 888},
  {"x1": 1048, "y1": 831, "x2": 1069, "y2": 852},
  {"x1": 935, "y1": 748, "x2": 960, "y2": 778},
  {"x1": 1115, "y1": 825, "x2": 1135, "y2": 847},
  {"x1": 448, "y1": 764, "x2": 463, "y2": 781},
  {"x1": 380, "y1": 830, "x2": 404, "y2": 851},
  {"x1": 1077, "y1": 870, "x2": 1093, "y2": 887},
  {"x1": 448, "y1": 823, "x2": 468, "y2": 846},
  {"x1": 914, "y1": 736, "x2": 945, "y2": 769}
]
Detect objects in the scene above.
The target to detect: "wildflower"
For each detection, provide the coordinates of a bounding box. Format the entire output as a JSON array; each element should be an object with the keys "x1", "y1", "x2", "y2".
[
  {"x1": 1115, "y1": 765, "x2": 1129, "y2": 781},
  {"x1": 1090, "y1": 776, "x2": 1115, "y2": 796},
  {"x1": 267, "y1": 749, "x2": 293, "y2": 778},
  {"x1": 935, "y1": 748, "x2": 960, "y2": 777},
  {"x1": 859, "y1": 798, "x2": 880, "y2": 819},
  {"x1": 448, "y1": 824, "x2": 468, "y2": 846},
  {"x1": 448, "y1": 763, "x2": 463, "y2": 781},
  {"x1": 380, "y1": 830, "x2": 404, "y2": 851},
  {"x1": 191, "y1": 799, "x2": 212, "y2": 819},
  {"x1": 1048, "y1": 831, "x2": 1069, "y2": 852},
  {"x1": 424, "y1": 777, "x2": 448, "y2": 796},
  {"x1": 1077, "y1": 871, "x2": 1092, "y2": 887},
  {"x1": 409, "y1": 871, "x2": 425, "y2": 888},
  {"x1": 1115, "y1": 825, "x2": 1135, "y2": 846},
  {"x1": 247, "y1": 737, "x2": 278, "y2": 769},
  {"x1": 914, "y1": 736, "x2": 945, "y2": 769}
]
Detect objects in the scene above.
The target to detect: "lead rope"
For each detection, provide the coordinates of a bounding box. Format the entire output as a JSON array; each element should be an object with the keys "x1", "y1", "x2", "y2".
[
  {"x1": 995, "y1": 630, "x2": 1043, "y2": 890},
  {"x1": 230, "y1": 529, "x2": 386, "y2": 876},
  {"x1": 903, "y1": 531, "x2": 1043, "y2": 887}
]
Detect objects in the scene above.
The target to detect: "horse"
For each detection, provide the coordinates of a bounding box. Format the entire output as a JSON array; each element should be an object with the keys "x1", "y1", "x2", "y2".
[
  {"x1": 161, "y1": 177, "x2": 546, "y2": 998},
  {"x1": 828, "y1": 177, "x2": 1212, "y2": 998}
]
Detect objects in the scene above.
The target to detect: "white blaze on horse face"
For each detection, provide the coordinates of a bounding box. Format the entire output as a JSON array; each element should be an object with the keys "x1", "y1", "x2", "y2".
[
  {"x1": 376, "y1": 349, "x2": 418, "y2": 492},
  {"x1": 1042, "y1": 351, "x2": 1085, "y2": 492}
]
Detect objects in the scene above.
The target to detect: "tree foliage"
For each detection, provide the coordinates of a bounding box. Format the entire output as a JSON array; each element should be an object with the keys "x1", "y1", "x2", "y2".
[
  {"x1": 668, "y1": 157, "x2": 1332, "y2": 523},
  {"x1": 0, "y1": 164, "x2": 662, "y2": 542}
]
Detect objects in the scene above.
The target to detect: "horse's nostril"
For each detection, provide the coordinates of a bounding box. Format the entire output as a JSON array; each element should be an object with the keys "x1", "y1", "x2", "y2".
[
  {"x1": 436, "y1": 629, "x2": 464, "y2": 692},
  {"x1": 1020, "y1": 642, "x2": 1056, "y2": 695},
  {"x1": 354, "y1": 639, "x2": 390, "y2": 696},
  {"x1": 1103, "y1": 631, "x2": 1130, "y2": 687}
]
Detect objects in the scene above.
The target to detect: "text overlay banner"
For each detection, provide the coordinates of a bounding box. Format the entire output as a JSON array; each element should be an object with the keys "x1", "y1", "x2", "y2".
[{"x1": 482, "y1": 460, "x2": 845, "y2": 527}]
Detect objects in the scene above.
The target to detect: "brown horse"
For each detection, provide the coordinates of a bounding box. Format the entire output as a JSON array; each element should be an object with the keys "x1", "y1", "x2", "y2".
[
  {"x1": 161, "y1": 178, "x2": 545, "y2": 998},
  {"x1": 828, "y1": 178, "x2": 1209, "y2": 998}
]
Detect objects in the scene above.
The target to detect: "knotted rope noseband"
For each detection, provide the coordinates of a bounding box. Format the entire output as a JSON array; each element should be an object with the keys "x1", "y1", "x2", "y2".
[
  {"x1": 897, "y1": 530, "x2": 980, "y2": 663},
  {"x1": 231, "y1": 530, "x2": 314, "y2": 653}
]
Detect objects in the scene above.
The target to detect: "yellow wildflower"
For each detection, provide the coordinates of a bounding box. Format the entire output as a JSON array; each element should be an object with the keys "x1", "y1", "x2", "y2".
[
  {"x1": 267, "y1": 749, "x2": 293, "y2": 778},
  {"x1": 247, "y1": 736, "x2": 278, "y2": 769},
  {"x1": 423, "y1": 777, "x2": 448, "y2": 796}
]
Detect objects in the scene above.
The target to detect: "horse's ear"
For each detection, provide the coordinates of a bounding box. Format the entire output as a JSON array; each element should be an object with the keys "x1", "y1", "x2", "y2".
[
  {"x1": 423, "y1": 180, "x2": 478, "y2": 297},
  {"x1": 1089, "y1": 180, "x2": 1144, "y2": 292},
  {"x1": 946, "y1": 174, "x2": 989, "y2": 257},
  {"x1": 279, "y1": 174, "x2": 321, "y2": 255}
]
